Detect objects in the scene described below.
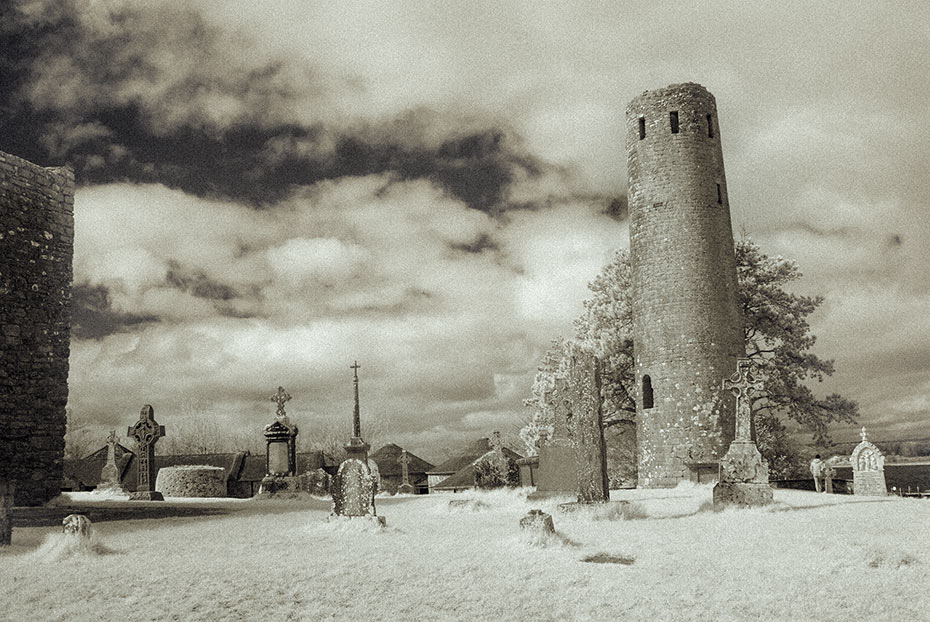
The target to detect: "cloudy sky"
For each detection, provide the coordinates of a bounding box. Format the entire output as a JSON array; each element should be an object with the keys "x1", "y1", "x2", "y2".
[{"x1": 2, "y1": 1, "x2": 928, "y2": 457}]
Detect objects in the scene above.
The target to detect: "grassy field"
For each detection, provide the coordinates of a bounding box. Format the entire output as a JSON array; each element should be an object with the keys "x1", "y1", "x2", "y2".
[{"x1": 1, "y1": 485, "x2": 928, "y2": 621}]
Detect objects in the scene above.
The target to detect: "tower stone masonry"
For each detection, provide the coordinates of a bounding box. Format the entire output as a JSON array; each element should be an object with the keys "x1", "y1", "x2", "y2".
[
  {"x1": 0, "y1": 151, "x2": 74, "y2": 505},
  {"x1": 626, "y1": 83, "x2": 745, "y2": 487}
]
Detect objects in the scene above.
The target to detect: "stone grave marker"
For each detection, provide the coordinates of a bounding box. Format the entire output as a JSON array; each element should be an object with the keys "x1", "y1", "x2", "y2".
[
  {"x1": 127, "y1": 405, "x2": 166, "y2": 501},
  {"x1": 97, "y1": 431, "x2": 126, "y2": 493},
  {"x1": 519, "y1": 509, "x2": 555, "y2": 536},
  {"x1": 331, "y1": 361, "x2": 385, "y2": 525},
  {"x1": 712, "y1": 359, "x2": 773, "y2": 509},
  {"x1": 264, "y1": 386, "x2": 298, "y2": 477},
  {"x1": 0, "y1": 480, "x2": 13, "y2": 546},
  {"x1": 529, "y1": 371, "x2": 578, "y2": 498},
  {"x1": 567, "y1": 346, "x2": 609, "y2": 504},
  {"x1": 851, "y1": 427, "x2": 887, "y2": 496},
  {"x1": 62, "y1": 514, "x2": 92, "y2": 538},
  {"x1": 397, "y1": 450, "x2": 415, "y2": 494}
]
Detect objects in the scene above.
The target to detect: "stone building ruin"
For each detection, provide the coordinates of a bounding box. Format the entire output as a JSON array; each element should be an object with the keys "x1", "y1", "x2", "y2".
[
  {"x1": 626, "y1": 83, "x2": 745, "y2": 487},
  {"x1": 0, "y1": 151, "x2": 74, "y2": 506}
]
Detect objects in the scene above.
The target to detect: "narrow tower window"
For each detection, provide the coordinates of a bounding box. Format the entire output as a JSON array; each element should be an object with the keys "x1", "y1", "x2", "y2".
[
  {"x1": 669, "y1": 111, "x2": 679, "y2": 134},
  {"x1": 638, "y1": 117, "x2": 646, "y2": 140},
  {"x1": 642, "y1": 375, "x2": 654, "y2": 409},
  {"x1": 707, "y1": 114, "x2": 714, "y2": 138},
  {"x1": 716, "y1": 183, "x2": 722, "y2": 204}
]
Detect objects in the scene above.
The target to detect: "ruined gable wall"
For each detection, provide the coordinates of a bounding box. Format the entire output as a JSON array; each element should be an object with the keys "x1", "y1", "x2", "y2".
[
  {"x1": 0, "y1": 150, "x2": 74, "y2": 506},
  {"x1": 626, "y1": 83, "x2": 745, "y2": 487}
]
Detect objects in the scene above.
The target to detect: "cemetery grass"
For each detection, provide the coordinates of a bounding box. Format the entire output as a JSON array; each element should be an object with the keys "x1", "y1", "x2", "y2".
[{"x1": 1, "y1": 485, "x2": 929, "y2": 621}]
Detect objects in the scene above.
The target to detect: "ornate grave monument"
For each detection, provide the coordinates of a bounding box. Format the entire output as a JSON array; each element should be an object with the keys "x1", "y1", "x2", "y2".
[
  {"x1": 97, "y1": 431, "x2": 127, "y2": 494},
  {"x1": 851, "y1": 427, "x2": 887, "y2": 496},
  {"x1": 127, "y1": 405, "x2": 166, "y2": 501},
  {"x1": 713, "y1": 359, "x2": 773, "y2": 509},
  {"x1": 397, "y1": 450, "x2": 416, "y2": 494},
  {"x1": 331, "y1": 361, "x2": 384, "y2": 525},
  {"x1": 259, "y1": 386, "x2": 302, "y2": 496}
]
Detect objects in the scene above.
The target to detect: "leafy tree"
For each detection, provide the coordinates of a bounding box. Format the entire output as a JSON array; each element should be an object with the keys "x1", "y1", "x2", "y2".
[
  {"x1": 523, "y1": 238, "x2": 857, "y2": 477},
  {"x1": 735, "y1": 240, "x2": 858, "y2": 447}
]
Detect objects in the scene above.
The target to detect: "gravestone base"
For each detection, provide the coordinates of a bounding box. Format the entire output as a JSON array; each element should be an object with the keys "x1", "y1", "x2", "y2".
[
  {"x1": 397, "y1": 483, "x2": 416, "y2": 495},
  {"x1": 258, "y1": 474, "x2": 303, "y2": 497},
  {"x1": 94, "y1": 483, "x2": 129, "y2": 496},
  {"x1": 713, "y1": 482, "x2": 773, "y2": 509},
  {"x1": 558, "y1": 499, "x2": 628, "y2": 515},
  {"x1": 853, "y1": 471, "x2": 887, "y2": 496},
  {"x1": 327, "y1": 513, "x2": 387, "y2": 528},
  {"x1": 129, "y1": 491, "x2": 164, "y2": 501},
  {"x1": 713, "y1": 440, "x2": 772, "y2": 510}
]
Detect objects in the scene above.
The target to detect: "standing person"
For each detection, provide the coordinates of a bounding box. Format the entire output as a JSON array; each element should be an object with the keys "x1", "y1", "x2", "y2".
[{"x1": 810, "y1": 454, "x2": 824, "y2": 492}]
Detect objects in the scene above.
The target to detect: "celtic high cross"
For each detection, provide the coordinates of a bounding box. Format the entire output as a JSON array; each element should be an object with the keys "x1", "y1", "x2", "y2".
[
  {"x1": 722, "y1": 358, "x2": 765, "y2": 442},
  {"x1": 128, "y1": 405, "x2": 166, "y2": 493},
  {"x1": 270, "y1": 386, "x2": 292, "y2": 419}
]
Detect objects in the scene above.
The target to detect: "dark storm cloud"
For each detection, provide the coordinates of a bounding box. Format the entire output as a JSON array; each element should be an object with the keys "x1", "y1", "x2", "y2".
[
  {"x1": 0, "y1": 1, "x2": 545, "y2": 211},
  {"x1": 72, "y1": 284, "x2": 157, "y2": 340},
  {"x1": 165, "y1": 262, "x2": 237, "y2": 301}
]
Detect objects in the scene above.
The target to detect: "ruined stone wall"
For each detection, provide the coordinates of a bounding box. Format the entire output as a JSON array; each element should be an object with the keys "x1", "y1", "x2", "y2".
[
  {"x1": 626, "y1": 83, "x2": 745, "y2": 487},
  {"x1": 0, "y1": 150, "x2": 74, "y2": 506}
]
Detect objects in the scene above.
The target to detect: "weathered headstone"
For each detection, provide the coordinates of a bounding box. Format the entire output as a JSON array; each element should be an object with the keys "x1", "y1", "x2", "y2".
[
  {"x1": 62, "y1": 514, "x2": 92, "y2": 538},
  {"x1": 397, "y1": 450, "x2": 415, "y2": 494},
  {"x1": 529, "y1": 372, "x2": 577, "y2": 498},
  {"x1": 127, "y1": 405, "x2": 166, "y2": 501},
  {"x1": 823, "y1": 462, "x2": 835, "y2": 494},
  {"x1": 567, "y1": 347, "x2": 609, "y2": 504},
  {"x1": 851, "y1": 427, "x2": 887, "y2": 496},
  {"x1": 713, "y1": 359, "x2": 773, "y2": 509},
  {"x1": 97, "y1": 431, "x2": 126, "y2": 493},
  {"x1": 0, "y1": 480, "x2": 13, "y2": 546},
  {"x1": 519, "y1": 509, "x2": 555, "y2": 536}
]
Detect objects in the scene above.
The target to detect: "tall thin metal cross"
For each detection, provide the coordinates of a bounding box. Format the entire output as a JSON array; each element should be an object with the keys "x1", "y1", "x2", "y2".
[
  {"x1": 270, "y1": 386, "x2": 292, "y2": 419},
  {"x1": 350, "y1": 361, "x2": 361, "y2": 438},
  {"x1": 722, "y1": 358, "x2": 765, "y2": 442}
]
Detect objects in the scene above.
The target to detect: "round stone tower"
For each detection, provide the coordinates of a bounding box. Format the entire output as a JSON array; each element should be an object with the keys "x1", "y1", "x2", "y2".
[{"x1": 626, "y1": 83, "x2": 745, "y2": 487}]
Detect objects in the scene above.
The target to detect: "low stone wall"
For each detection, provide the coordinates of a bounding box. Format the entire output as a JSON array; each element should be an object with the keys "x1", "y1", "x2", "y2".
[{"x1": 155, "y1": 465, "x2": 226, "y2": 498}]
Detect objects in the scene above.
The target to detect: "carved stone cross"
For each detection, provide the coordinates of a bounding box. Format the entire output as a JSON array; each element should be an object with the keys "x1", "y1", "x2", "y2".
[
  {"x1": 860, "y1": 426, "x2": 869, "y2": 442},
  {"x1": 270, "y1": 386, "x2": 292, "y2": 419},
  {"x1": 399, "y1": 450, "x2": 411, "y2": 486},
  {"x1": 105, "y1": 430, "x2": 117, "y2": 463},
  {"x1": 722, "y1": 358, "x2": 765, "y2": 442},
  {"x1": 127, "y1": 405, "x2": 166, "y2": 500}
]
